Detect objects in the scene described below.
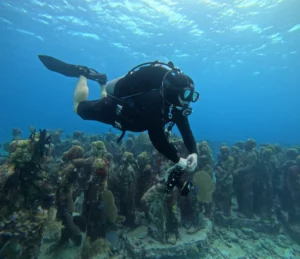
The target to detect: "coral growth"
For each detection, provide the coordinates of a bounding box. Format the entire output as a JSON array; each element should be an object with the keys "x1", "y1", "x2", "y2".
[
  {"x1": 92, "y1": 158, "x2": 108, "y2": 177},
  {"x1": 102, "y1": 189, "x2": 117, "y2": 223},
  {"x1": 8, "y1": 140, "x2": 33, "y2": 165},
  {"x1": 122, "y1": 151, "x2": 134, "y2": 164},
  {"x1": 245, "y1": 138, "x2": 257, "y2": 151},
  {"x1": 193, "y1": 171, "x2": 215, "y2": 203},
  {"x1": 62, "y1": 145, "x2": 84, "y2": 161},
  {"x1": 137, "y1": 151, "x2": 150, "y2": 167},
  {"x1": 261, "y1": 148, "x2": 273, "y2": 161},
  {"x1": 287, "y1": 148, "x2": 299, "y2": 160},
  {"x1": 197, "y1": 141, "x2": 214, "y2": 174},
  {"x1": 73, "y1": 130, "x2": 84, "y2": 141},
  {"x1": 91, "y1": 141, "x2": 107, "y2": 156}
]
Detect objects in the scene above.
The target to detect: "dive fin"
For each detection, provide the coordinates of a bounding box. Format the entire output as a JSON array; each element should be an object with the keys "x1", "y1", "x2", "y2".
[
  {"x1": 38, "y1": 55, "x2": 107, "y2": 84},
  {"x1": 38, "y1": 55, "x2": 81, "y2": 77}
]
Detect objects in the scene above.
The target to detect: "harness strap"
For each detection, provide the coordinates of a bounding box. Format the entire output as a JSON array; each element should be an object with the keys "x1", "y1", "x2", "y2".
[
  {"x1": 117, "y1": 131, "x2": 126, "y2": 143},
  {"x1": 108, "y1": 95, "x2": 139, "y2": 144}
]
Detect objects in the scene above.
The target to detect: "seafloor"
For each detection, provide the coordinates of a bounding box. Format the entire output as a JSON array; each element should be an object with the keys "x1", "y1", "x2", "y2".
[{"x1": 38, "y1": 199, "x2": 300, "y2": 259}]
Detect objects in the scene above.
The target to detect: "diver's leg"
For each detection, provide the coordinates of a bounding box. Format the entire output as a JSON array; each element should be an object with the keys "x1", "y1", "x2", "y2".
[
  {"x1": 76, "y1": 96, "x2": 118, "y2": 125},
  {"x1": 74, "y1": 76, "x2": 89, "y2": 114}
]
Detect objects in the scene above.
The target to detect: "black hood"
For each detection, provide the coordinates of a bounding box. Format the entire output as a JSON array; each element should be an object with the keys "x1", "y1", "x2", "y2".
[{"x1": 162, "y1": 72, "x2": 194, "y2": 106}]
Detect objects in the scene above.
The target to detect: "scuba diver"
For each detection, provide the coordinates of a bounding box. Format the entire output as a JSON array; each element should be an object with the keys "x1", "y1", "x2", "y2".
[{"x1": 38, "y1": 55, "x2": 199, "y2": 195}]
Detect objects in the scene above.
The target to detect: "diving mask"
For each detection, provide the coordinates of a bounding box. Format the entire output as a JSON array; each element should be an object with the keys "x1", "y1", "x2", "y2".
[{"x1": 180, "y1": 88, "x2": 199, "y2": 103}]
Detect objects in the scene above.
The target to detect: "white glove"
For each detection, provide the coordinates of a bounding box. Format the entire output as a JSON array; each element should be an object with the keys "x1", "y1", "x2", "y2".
[
  {"x1": 175, "y1": 157, "x2": 188, "y2": 170},
  {"x1": 186, "y1": 153, "x2": 198, "y2": 172}
]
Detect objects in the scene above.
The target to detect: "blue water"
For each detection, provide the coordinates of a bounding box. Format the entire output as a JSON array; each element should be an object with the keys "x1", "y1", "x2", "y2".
[{"x1": 0, "y1": 0, "x2": 299, "y2": 146}]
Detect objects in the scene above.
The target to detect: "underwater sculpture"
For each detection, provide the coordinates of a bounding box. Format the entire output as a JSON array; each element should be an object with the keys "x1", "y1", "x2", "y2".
[
  {"x1": 214, "y1": 145, "x2": 234, "y2": 216},
  {"x1": 0, "y1": 129, "x2": 53, "y2": 259},
  {"x1": 112, "y1": 151, "x2": 137, "y2": 226},
  {"x1": 234, "y1": 139, "x2": 259, "y2": 218},
  {"x1": 136, "y1": 151, "x2": 156, "y2": 208},
  {"x1": 49, "y1": 162, "x2": 83, "y2": 252},
  {"x1": 286, "y1": 155, "x2": 300, "y2": 224},
  {"x1": 141, "y1": 181, "x2": 171, "y2": 244},
  {"x1": 197, "y1": 141, "x2": 214, "y2": 176},
  {"x1": 253, "y1": 146, "x2": 279, "y2": 219},
  {"x1": 48, "y1": 142, "x2": 125, "y2": 256},
  {"x1": 1, "y1": 126, "x2": 300, "y2": 258},
  {"x1": 281, "y1": 148, "x2": 299, "y2": 211}
]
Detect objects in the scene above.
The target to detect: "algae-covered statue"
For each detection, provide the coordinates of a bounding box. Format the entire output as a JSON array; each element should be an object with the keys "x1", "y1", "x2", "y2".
[
  {"x1": 113, "y1": 151, "x2": 137, "y2": 226},
  {"x1": 234, "y1": 139, "x2": 259, "y2": 218},
  {"x1": 286, "y1": 155, "x2": 300, "y2": 224},
  {"x1": 48, "y1": 141, "x2": 125, "y2": 255},
  {"x1": 254, "y1": 146, "x2": 279, "y2": 219},
  {"x1": 0, "y1": 128, "x2": 53, "y2": 259},
  {"x1": 214, "y1": 145, "x2": 234, "y2": 216}
]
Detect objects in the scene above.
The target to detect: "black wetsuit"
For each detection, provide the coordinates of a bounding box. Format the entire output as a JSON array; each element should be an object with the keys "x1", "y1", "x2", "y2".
[{"x1": 77, "y1": 66, "x2": 197, "y2": 163}]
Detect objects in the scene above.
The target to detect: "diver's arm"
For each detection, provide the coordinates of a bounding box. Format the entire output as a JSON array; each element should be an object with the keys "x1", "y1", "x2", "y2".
[
  {"x1": 148, "y1": 127, "x2": 180, "y2": 163},
  {"x1": 175, "y1": 115, "x2": 197, "y2": 155}
]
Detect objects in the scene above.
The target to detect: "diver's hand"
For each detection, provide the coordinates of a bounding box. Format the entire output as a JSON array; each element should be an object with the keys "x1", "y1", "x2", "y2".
[
  {"x1": 186, "y1": 153, "x2": 198, "y2": 172},
  {"x1": 175, "y1": 157, "x2": 188, "y2": 170}
]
